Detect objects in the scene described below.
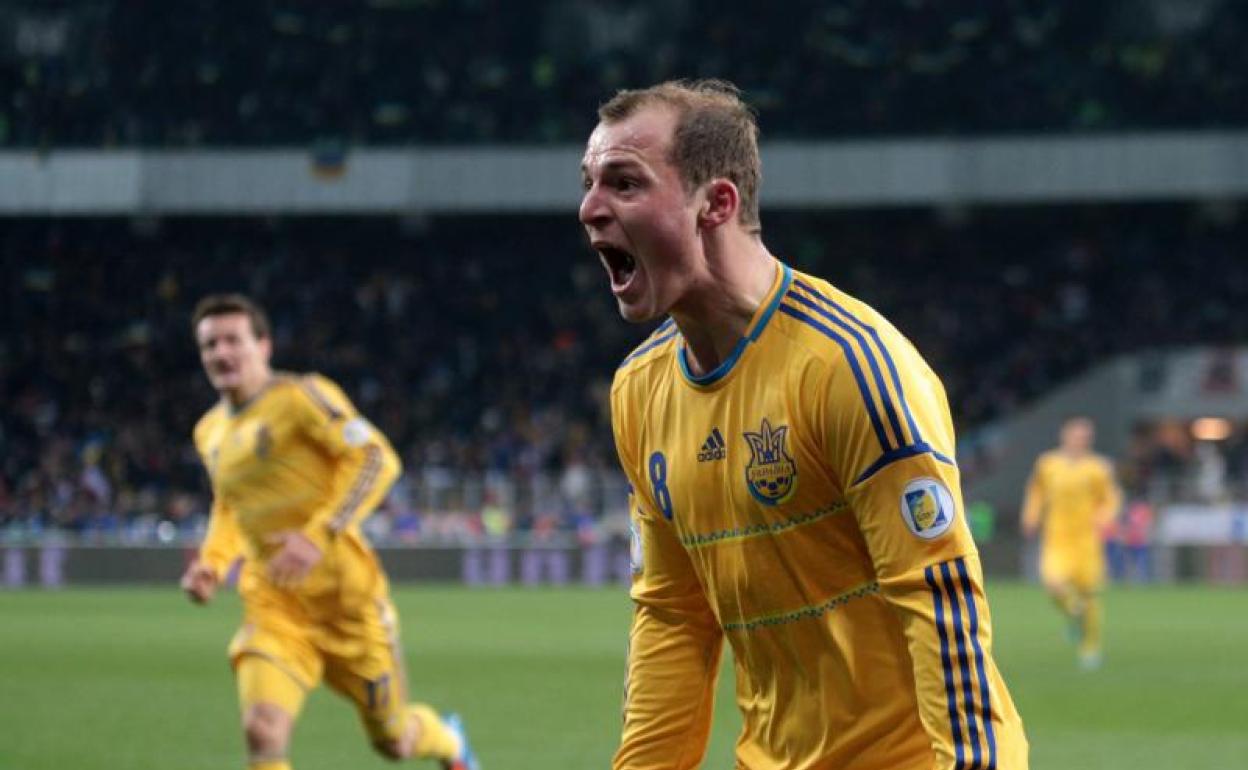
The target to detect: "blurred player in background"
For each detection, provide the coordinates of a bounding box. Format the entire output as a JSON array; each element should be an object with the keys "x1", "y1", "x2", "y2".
[
  {"x1": 581, "y1": 79, "x2": 1027, "y2": 770},
  {"x1": 1022, "y1": 416, "x2": 1122, "y2": 669},
  {"x1": 180, "y1": 294, "x2": 478, "y2": 770}
]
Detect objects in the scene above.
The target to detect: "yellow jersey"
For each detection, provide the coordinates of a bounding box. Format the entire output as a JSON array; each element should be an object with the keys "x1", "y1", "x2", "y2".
[
  {"x1": 1022, "y1": 451, "x2": 1120, "y2": 551},
  {"x1": 611, "y1": 263, "x2": 1027, "y2": 770},
  {"x1": 193, "y1": 373, "x2": 401, "y2": 609}
]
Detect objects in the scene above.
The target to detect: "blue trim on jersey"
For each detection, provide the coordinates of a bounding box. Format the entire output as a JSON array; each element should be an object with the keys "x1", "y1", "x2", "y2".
[
  {"x1": 956, "y1": 557, "x2": 998, "y2": 769},
  {"x1": 749, "y1": 264, "x2": 793, "y2": 342},
  {"x1": 793, "y1": 279, "x2": 924, "y2": 445},
  {"x1": 853, "y1": 441, "x2": 956, "y2": 485},
  {"x1": 942, "y1": 561, "x2": 983, "y2": 769},
  {"x1": 679, "y1": 332, "x2": 748, "y2": 385},
  {"x1": 786, "y1": 288, "x2": 907, "y2": 450},
  {"x1": 926, "y1": 565, "x2": 967, "y2": 770},
  {"x1": 678, "y1": 264, "x2": 792, "y2": 386},
  {"x1": 779, "y1": 302, "x2": 892, "y2": 453},
  {"x1": 618, "y1": 326, "x2": 679, "y2": 369}
]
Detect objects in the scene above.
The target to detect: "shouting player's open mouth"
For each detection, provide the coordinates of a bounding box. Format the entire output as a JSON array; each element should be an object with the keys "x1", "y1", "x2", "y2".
[{"x1": 596, "y1": 243, "x2": 638, "y2": 296}]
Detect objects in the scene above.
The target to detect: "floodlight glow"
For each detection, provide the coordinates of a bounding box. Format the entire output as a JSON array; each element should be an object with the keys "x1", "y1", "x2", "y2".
[{"x1": 1191, "y1": 417, "x2": 1232, "y2": 441}]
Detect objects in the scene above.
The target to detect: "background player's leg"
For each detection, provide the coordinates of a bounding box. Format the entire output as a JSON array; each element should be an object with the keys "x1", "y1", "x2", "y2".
[
  {"x1": 409, "y1": 702, "x2": 464, "y2": 761},
  {"x1": 1041, "y1": 549, "x2": 1085, "y2": 648},
  {"x1": 1044, "y1": 580, "x2": 1080, "y2": 617},
  {"x1": 236, "y1": 654, "x2": 308, "y2": 770},
  {"x1": 1079, "y1": 590, "x2": 1104, "y2": 669},
  {"x1": 324, "y1": 656, "x2": 464, "y2": 762},
  {"x1": 1072, "y1": 554, "x2": 1107, "y2": 669},
  {"x1": 322, "y1": 593, "x2": 472, "y2": 765}
]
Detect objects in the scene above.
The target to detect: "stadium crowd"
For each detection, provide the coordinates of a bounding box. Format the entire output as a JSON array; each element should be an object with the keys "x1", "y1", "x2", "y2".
[
  {"x1": 2, "y1": 206, "x2": 1246, "y2": 541},
  {"x1": 1126, "y1": 420, "x2": 1248, "y2": 505},
  {"x1": 2, "y1": 0, "x2": 1246, "y2": 147}
]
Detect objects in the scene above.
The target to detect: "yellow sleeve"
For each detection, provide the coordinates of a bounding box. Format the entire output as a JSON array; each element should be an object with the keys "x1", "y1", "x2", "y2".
[
  {"x1": 1020, "y1": 459, "x2": 1046, "y2": 532},
  {"x1": 612, "y1": 384, "x2": 723, "y2": 770},
  {"x1": 192, "y1": 420, "x2": 245, "y2": 578},
  {"x1": 821, "y1": 339, "x2": 1027, "y2": 769},
  {"x1": 291, "y1": 375, "x2": 402, "y2": 551},
  {"x1": 198, "y1": 497, "x2": 244, "y2": 579},
  {"x1": 1096, "y1": 458, "x2": 1123, "y2": 529}
]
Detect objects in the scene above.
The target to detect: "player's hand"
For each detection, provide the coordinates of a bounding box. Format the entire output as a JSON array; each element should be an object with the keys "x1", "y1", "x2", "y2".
[
  {"x1": 1021, "y1": 518, "x2": 1039, "y2": 539},
  {"x1": 180, "y1": 559, "x2": 219, "y2": 605},
  {"x1": 266, "y1": 531, "x2": 324, "y2": 589}
]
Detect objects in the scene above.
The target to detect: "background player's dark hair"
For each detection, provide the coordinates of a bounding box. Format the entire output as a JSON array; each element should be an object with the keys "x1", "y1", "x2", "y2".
[
  {"x1": 191, "y1": 293, "x2": 271, "y2": 340},
  {"x1": 599, "y1": 79, "x2": 762, "y2": 235}
]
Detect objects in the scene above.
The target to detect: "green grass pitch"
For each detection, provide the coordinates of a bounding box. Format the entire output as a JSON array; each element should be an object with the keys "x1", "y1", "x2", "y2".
[{"x1": 1, "y1": 583, "x2": 1245, "y2": 769}]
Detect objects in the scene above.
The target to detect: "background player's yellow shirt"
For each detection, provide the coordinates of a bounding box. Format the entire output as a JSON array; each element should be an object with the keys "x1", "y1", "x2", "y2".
[
  {"x1": 611, "y1": 264, "x2": 1027, "y2": 770},
  {"x1": 1022, "y1": 451, "x2": 1120, "y2": 549},
  {"x1": 193, "y1": 373, "x2": 400, "y2": 607}
]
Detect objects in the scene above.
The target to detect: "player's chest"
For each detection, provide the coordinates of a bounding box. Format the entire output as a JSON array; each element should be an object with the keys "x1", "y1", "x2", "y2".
[
  {"x1": 203, "y1": 413, "x2": 297, "y2": 490},
  {"x1": 636, "y1": 386, "x2": 837, "y2": 537},
  {"x1": 1047, "y1": 461, "x2": 1100, "y2": 499}
]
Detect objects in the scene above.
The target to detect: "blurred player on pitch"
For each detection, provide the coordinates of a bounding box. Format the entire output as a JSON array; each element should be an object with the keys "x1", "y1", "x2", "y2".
[
  {"x1": 180, "y1": 294, "x2": 478, "y2": 770},
  {"x1": 1022, "y1": 416, "x2": 1122, "y2": 669},
  {"x1": 582, "y1": 80, "x2": 1027, "y2": 770}
]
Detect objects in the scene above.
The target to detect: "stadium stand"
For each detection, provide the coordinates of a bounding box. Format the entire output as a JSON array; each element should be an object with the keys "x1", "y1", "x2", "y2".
[{"x1": 2, "y1": 206, "x2": 1246, "y2": 538}]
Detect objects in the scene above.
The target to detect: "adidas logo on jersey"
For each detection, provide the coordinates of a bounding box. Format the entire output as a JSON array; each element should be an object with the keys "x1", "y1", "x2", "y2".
[{"x1": 697, "y1": 427, "x2": 727, "y2": 462}]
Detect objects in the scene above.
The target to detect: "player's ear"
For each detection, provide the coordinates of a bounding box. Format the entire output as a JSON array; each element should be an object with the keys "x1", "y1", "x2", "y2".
[
  {"x1": 698, "y1": 178, "x2": 739, "y2": 230},
  {"x1": 257, "y1": 335, "x2": 273, "y2": 361}
]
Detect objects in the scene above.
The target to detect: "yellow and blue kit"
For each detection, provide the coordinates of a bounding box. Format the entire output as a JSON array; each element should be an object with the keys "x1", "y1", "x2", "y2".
[
  {"x1": 611, "y1": 263, "x2": 1027, "y2": 770},
  {"x1": 1022, "y1": 451, "x2": 1121, "y2": 591},
  {"x1": 193, "y1": 373, "x2": 407, "y2": 741}
]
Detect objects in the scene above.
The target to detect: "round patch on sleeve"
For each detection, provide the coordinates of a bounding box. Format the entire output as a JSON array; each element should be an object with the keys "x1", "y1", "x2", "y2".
[
  {"x1": 341, "y1": 417, "x2": 373, "y2": 447},
  {"x1": 900, "y1": 477, "x2": 957, "y2": 540},
  {"x1": 629, "y1": 518, "x2": 643, "y2": 575}
]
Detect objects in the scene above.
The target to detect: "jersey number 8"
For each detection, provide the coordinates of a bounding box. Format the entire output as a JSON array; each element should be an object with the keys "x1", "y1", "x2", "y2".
[{"x1": 648, "y1": 451, "x2": 674, "y2": 520}]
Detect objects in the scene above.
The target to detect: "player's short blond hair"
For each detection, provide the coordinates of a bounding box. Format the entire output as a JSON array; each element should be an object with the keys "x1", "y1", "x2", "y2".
[
  {"x1": 192, "y1": 293, "x2": 271, "y2": 340},
  {"x1": 599, "y1": 79, "x2": 762, "y2": 234}
]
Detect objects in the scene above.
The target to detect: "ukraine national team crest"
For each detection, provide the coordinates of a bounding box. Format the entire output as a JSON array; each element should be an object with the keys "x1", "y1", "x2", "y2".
[
  {"x1": 743, "y1": 418, "x2": 797, "y2": 505},
  {"x1": 254, "y1": 425, "x2": 272, "y2": 459},
  {"x1": 901, "y1": 477, "x2": 956, "y2": 539}
]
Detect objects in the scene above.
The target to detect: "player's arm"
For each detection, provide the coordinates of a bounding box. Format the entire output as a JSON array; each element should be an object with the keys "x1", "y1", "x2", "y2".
[
  {"x1": 198, "y1": 497, "x2": 244, "y2": 577},
  {"x1": 183, "y1": 441, "x2": 244, "y2": 603},
  {"x1": 292, "y1": 374, "x2": 402, "y2": 551},
  {"x1": 1095, "y1": 458, "x2": 1123, "y2": 530},
  {"x1": 820, "y1": 347, "x2": 1027, "y2": 769},
  {"x1": 612, "y1": 388, "x2": 723, "y2": 770},
  {"x1": 1019, "y1": 460, "x2": 1045, "y2": 538},
  {"x1": 265, "y1": 375, "x2": 401, "y2": 588}
]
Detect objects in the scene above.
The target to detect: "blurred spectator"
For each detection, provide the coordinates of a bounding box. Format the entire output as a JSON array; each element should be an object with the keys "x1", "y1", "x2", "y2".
[
  {"x1": 1122, "y1": 498, "x2": 1155, "y2": 583},
  {"x1": 1193, "y1": 441, "x2": 1229, "y2": 504}
]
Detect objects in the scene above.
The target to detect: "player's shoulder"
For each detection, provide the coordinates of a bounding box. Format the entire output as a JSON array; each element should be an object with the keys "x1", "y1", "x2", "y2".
[
  {"x1": 775, "y1": 268, "x2": 933, "y2": 383},
  {"x1": 1090, "y1": 452, "x2": 1116, "y2": 472},
  {"x1": 192, "y1": 401, "x2": 228, "y2": 443},
  {"x1": 273, "y1": 371, "x2": 353, "y2": 418},
  {"x1": 1035, "y1": 449, "x2": 1060, "y2": 468},
  {"x1": 612, "y1": 318, "x2": 680, "y2": 397}
]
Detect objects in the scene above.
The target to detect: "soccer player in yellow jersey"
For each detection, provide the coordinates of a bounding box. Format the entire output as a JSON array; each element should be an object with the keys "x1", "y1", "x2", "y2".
[
  {"x1": 1021, "y1": 417, "x2": 1122, "y2": 669},
  {"x1": 179, "y1": 294, "x2": 478, "y2": 770},
  {"x1": 579, "y1": 80, "x2": 1028, "y2": 770}
]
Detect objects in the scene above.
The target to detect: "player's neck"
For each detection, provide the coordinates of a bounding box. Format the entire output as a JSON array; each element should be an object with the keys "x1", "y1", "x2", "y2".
[
  {"x1": 223, "y1": 370, "x2": 274, "y2": 410},
  {"x1": 672, "y1": 238, "x2": 777, "y2": 378}
]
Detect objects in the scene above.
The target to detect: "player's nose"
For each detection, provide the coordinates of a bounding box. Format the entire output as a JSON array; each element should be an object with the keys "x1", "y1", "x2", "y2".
[{"x1": 578, "y1": 183, "x2": 610, "y2": 229}]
